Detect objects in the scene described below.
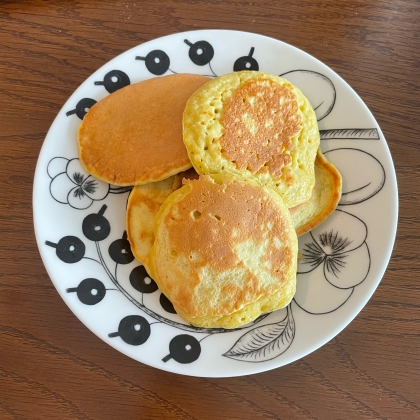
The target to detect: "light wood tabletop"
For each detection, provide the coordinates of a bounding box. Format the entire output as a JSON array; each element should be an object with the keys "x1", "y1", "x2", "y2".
[{"x1": 1, "y1": 1, "x2": 419, "y2": 419}]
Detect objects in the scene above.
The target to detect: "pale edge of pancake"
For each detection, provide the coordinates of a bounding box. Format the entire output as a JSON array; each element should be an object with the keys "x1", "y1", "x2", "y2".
[
  {"x1": 126, "y1": 176, "x2": 178, "y2": 277},
  {"x1": 175, "y1": 280, "x2": 295, "y2": 329},
  {"x1": 290, "y1": 149, "x2": 342, "y2": 236}
]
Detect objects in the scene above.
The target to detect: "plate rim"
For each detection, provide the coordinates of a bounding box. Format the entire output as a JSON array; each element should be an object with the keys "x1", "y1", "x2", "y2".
[{"x1": 32, "y1": 28, "x2": 399, "y2": 377}]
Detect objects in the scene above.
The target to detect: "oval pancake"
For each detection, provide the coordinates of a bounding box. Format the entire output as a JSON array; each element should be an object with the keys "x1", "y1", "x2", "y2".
[
  {"x1": 290, "y1": 149, "x2": 342, "y2": 236},
  {"x1": 183, "y1": 71, "x2": 320, "y2": 208},
  {"x1": 126, "y1": 168, "x2": 198, "y2": 275},
  {"x1": 150, "y1": 174, "x2": 298, "y2": 329},
  {"x1": 78, "y1": 74, "x2": 209, "y2": 186}
]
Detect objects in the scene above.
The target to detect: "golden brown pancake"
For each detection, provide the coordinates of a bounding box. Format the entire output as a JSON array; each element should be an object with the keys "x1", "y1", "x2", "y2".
[
  {"x1": 150, "y1": 174, "x2": 298, "y2": 329},
  {"x1": 126, "y1": 169, "x2": 198, "y2": 275},
  {"x1": 78, "y1": 74, "x2": 209, "y2": 186},
  {"x1": 126, "y1": 175, "x2": 178, "y2": 276},
  {"x1": 290, "y1": 149, "x2": 342, "y2": 236},
  {"x1": 183, "y1": 71, "x2": 320, "y2": 208}
]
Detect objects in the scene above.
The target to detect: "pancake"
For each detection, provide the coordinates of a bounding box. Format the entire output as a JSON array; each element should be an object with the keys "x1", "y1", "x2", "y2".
[
  {"x1": 78, "y1": 74, "x2": 209, "y2": 186},
  {"x1": 183, "y1": 71, "x2": 320, "y2": 208},
  {"x1": 126, "y1": 175, "x2": 178, "y2": 276},
  {"x1": 290, "y1": 149, "x2": 342, "y2": 236},
  {"x1": 150, "y1": 174, "x2": 298, "y2": 329},
  {"x1": 126, "y1": 168, "x2": 198, "y2": 275}
]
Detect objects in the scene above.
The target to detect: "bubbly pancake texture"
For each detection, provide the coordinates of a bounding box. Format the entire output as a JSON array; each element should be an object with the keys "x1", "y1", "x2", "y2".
[
  {"x1": 183, "y1": 71, "x2": 320, "y2": 208},
  {"x1": 78, "y1": 74, "x2": 209, "y2": 186},
  {"x1": 150, "y1": 174, "x2": 298, "y2": 329},
  {"x1": 290, "y1": 149, "x2": 342, "y2": 236},
  {"x1": 127, "y1": 169, "x2": 198, "y2": 275}
]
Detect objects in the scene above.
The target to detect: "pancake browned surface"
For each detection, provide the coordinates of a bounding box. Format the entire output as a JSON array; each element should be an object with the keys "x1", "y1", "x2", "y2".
[
  {"x1": 290, "y1": 149, "x2": 342, "y2": 236},
  {"x1": 150, "y1": 174, "x2": 298, "y2": 329},
  {"x1": 126, "y1": 168, "x2": 198, "y2": 275},
  {"x1": 183, "y1": 71, "x2": 320, "y2": 208},
  {"x1": 78, "y1": 74, "x2": 209, "y2": 186}
]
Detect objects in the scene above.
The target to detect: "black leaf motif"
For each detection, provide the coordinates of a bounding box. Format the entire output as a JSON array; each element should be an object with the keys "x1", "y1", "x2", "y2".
[
  {"x1": 223, "y1": 306, "x2": 295, "y2": 362},
  {"x1": 319, "y1": 230, "x2": 351, "y2": 253},
  {"x1": 73, "y1": 172, "x2": 85, "y2": 185},
  {"x1": 82, "y1": 179, "x2": 97, "y2": 195},
  {"x1": 301, "y1": 240, "x2": 325, "y2": 269},
  {"x1": 73, "y1": 186, "x2": 86, "y2": 199},
  {"x1": 325, "y1": 253, "x2": 348, "y2": 277}
]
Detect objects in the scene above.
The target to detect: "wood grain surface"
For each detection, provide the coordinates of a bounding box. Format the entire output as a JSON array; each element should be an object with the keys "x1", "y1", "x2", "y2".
[{"x1": 1, "y1": 0, "x2": 419, "y2": 419}]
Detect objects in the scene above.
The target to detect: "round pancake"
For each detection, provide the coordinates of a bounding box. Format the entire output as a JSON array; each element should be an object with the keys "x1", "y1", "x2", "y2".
[
  {"x1": 290, "y1": 149, "x2": 342, "y2": 236},
  {"x1": 78, "y1": 74, "x2": 209, "y2": 186},
  {"x1": 150, "y1": 174, "x2": 298, "y2": 329},
  {"x1": 183, "y1": 71, "x2": 320, "y2": 208},
  {"x1": 126, "y1": 168, "x2": 198, "y2": 276}
]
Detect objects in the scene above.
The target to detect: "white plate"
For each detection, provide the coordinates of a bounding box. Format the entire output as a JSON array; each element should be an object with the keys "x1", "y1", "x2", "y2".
[{"x1": 33, "y1": 30, "x2": 398, "y2": 377}]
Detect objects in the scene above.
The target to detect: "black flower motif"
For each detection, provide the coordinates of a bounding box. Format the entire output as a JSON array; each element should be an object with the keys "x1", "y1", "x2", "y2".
[
  {"x1": 48, "y1": 158, "x2": 110, "y2": 209},
  {"x1": 302, "y1": 230, "x2": 352, "y2": 278},
  {"x1": 72, "y1": 173, "x2": 98, "y2": 199},
  {"x1": 294, "y1": 209, "x2": 371, "y2": 314},
  {"x1": 73, "y1": 172, "x2": 85, "y2": 185}
]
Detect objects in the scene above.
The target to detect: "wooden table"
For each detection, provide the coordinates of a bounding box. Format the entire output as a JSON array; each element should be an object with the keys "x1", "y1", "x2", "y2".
[{"x1": 1, "y1": 1, "x2": 419, "y2": 419}]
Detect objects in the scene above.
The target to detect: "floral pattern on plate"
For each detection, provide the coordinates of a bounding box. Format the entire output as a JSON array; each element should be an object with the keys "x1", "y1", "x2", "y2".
[{"x1": 34, "y1": 30, "x2": 397, "y2": 377}]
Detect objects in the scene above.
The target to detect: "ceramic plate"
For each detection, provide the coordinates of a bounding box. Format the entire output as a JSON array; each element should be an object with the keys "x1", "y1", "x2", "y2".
[{"x1": 33, "y1": 30, "x2": 398, "y2": 377}]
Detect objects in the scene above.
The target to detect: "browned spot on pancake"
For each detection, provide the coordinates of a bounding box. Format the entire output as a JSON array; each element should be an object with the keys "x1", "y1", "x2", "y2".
[
  {"x1": 161, "y1": 176, "x2": 294, "y2": 316},
  {"x1": 220, "y1": 79, "x2": 301, "y2": 177}
]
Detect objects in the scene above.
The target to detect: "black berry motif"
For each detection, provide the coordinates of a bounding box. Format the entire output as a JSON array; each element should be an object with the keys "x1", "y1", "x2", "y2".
[
  {"x1": 160, "y1": 293, "x2": 176, "y2": 314},
  {"x1": 82, "y1": 205, "x2": 111, "y2": 242},
  {"x1": 184, "y1": 39, "x2": 214, "y2": 66},
  {"x1": 94, "y1": 70, "x2": 130, "y2": 93},
  {"x1": 67, "y1": 278, "x2": 106, "y2": 305},
  {"x1": 108, "y1": 231, "x2": 134, "y2": 264},
  {"x1": 233, "y1": 47, "x2": 259, "y2": 72},
  {"x1": 108, "y1": 315, "x2": 151, "y2": 345},
  {"x1": 162, "y1": 334, "x2": 201, "y2": 364},
  {"x1": 130, "y1": 265, "x2": 158, "y2": 294},
  {"x1": 135, "y1": 50, "x2": 170, "y2": 75},
  {"x1": 45, "y1": 236, "x2": 85, "y2": 263},
  {"x1": 66, "y1": 98, "x2": 97, "y2": 120}
]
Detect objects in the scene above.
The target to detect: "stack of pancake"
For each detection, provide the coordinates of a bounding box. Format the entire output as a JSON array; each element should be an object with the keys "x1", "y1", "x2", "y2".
[{"x1": 78, "y1": 71, "x2": 341, "y2": 329}]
